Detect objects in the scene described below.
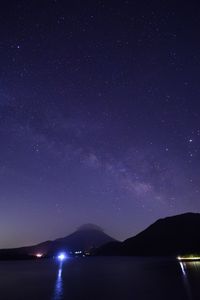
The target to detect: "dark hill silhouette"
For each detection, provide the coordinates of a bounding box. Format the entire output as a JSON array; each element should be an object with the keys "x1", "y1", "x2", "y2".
[
  {"x1": 97, "y1": 213, "x2": 200, "y2": 256},
  {"x1": 0, "y1": 224, "x2": 115, "y2": 259}
]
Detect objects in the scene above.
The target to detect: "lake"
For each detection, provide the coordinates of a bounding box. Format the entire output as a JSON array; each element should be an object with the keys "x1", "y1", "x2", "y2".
[{"x1": 0, "y1": 257, "x2": 199, "y2": 300}]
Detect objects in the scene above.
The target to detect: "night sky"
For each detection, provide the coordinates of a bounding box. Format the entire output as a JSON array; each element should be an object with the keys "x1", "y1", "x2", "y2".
[{"x1": 1, "y1": 0, "x2": 200, "y2": 248}]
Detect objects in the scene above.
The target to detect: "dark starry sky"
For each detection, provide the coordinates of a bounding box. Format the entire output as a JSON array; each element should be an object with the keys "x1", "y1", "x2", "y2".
[{"x1": 1, "y1": 0, "x2": 200, "y2": 248}]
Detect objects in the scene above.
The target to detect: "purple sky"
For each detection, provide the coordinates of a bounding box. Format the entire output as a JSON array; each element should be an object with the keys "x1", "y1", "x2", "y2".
[{"x1": 1, "y1": 0, "x2": 200, "y2": 248}]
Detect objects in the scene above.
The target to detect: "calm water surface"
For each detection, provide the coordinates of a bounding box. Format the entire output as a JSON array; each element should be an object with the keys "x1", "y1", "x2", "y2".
[{"x1": 0, "y1": 257, "x2": 199, "y2": 300}]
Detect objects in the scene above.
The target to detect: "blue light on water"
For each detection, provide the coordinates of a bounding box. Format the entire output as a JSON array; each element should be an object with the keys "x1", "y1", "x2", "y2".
[{"x1": 53, "y1": 264, "x2": 63, "y2": 300}]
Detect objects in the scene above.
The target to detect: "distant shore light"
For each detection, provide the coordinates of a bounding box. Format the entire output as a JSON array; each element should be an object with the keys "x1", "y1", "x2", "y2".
[
  {"x1": 177, "y1": 255, "x2": 200, "y2": 261},
  {"x1": 36, "y1": 253, "x2": 43, "y2": 258}
]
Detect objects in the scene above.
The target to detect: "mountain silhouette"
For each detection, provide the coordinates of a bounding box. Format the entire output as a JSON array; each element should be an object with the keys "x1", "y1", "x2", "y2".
[
  {"x1": 97, "y1": 213, "x2": 200, "y2": 256},
  {"x1": 2, "y1": 213, "x2": 200, "y2": 259},
  {"x1": 0, "y1": 224, "x2": 115, "y2": 259}
]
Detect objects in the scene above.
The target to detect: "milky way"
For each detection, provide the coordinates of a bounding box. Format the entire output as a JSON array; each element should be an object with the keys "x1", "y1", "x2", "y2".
[{"x1": 0, "y1": 1, "x2": 200, "y2": 247}]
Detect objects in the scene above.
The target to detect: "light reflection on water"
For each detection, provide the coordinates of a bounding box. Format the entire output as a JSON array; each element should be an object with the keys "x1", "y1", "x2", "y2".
[
  {"x1": 179, "y1": 261, "x2": 200, "y2": 300},
  {"x1": 52, "y1": 262, "x2": 64, "y2": 300},
  {"x1": 179, "y1": 262, "x2": 192, "y2": 300},
  {"x1": 2, "y1": 258, "x2": 200, "y2": 300},
  {"x1": 186, "y1": 261, "x2": 200, "y2": 271}
]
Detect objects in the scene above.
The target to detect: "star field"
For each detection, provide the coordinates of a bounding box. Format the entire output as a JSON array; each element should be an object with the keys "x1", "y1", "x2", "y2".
[{"x1": 0, "y1": 0, "x2": 200, "y2": 247}]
